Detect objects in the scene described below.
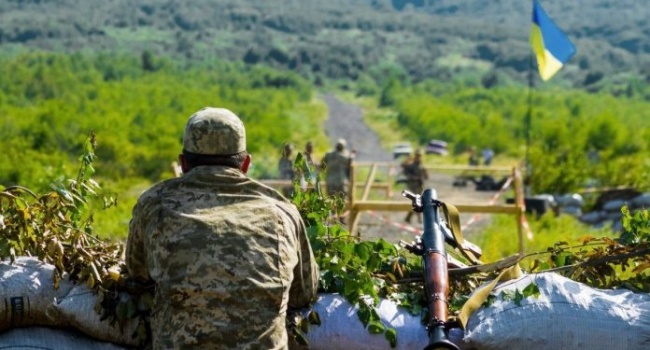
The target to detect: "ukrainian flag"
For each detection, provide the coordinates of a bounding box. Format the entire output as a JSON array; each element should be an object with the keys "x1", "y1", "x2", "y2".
[{"x1": 530, "y1": 0, "x2": 576, "y2": 81}]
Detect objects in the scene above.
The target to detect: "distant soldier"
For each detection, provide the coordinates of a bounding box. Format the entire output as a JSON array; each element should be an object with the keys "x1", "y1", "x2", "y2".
[
  {"x1": 279, "y1": 143, "x2": 297, "y2": 197},
  {"x1": 402, "y1": 149, "x2": 428, "y2": 223},
  {"x1": 299, "y1": 141, "x2": 318, "y2": 189},
  {"x1": 304, "y1": 141, "x2": 317, "y2": 172},
  {"x1": 468, "y1": 146, "x2": 480, "y2": 166},
  {"x1": 482, "y1": 147, "x2": 494, "y2": 166},
  {"x1": 321, "y1": 138, "x2": 353, "y2": 198}
]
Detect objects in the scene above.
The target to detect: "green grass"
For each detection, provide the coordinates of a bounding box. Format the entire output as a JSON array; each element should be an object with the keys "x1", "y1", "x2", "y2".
[{"x1": 473, "y1": 212, "x2": 616, "y2": 268}]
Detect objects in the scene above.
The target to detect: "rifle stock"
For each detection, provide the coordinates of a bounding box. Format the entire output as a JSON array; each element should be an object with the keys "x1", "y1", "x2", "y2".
[{"x1": 404, "y1": 189, "x2": 460, "y2": 350}]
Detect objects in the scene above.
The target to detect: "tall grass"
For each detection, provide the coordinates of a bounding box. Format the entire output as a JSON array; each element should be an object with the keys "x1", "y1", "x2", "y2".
[{"x1": 473, "y1": 212, "x2": 616, "y2": 268}]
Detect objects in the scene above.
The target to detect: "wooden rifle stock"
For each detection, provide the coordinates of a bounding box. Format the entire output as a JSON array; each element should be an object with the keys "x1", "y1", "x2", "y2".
[{"x1": 404, "y1": 189, "x2": 459, "y2": 350}]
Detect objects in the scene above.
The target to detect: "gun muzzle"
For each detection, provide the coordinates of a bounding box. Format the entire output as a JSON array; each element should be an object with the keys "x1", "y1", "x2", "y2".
[{"x1": 424, "y1": 326, "x2": 460, "y2": 350}]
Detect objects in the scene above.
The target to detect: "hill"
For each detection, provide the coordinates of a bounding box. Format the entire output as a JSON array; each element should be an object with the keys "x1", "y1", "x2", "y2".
[{"x1": 1, "y1": 0, "x2": 649, "y2": 90}]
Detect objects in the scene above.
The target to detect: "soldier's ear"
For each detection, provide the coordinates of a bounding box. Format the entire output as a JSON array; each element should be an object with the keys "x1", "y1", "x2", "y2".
[
  {"x1": 241, "y1": 154, "x2": 252, "y2": 174},
  {"x1": 179, "y1": 154, "x2": 190, "y2": 173}
]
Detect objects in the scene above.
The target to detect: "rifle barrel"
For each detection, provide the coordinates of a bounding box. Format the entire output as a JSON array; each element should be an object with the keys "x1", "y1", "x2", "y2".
[{"x1": 421, "y1": 189, "x2": 460, "y2": 350}]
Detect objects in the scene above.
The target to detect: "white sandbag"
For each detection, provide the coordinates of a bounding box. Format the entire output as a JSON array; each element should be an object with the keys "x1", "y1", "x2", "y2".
[
  {"x1": 296, "y1": 293, "x2": 464, "y2": 350},
  {"x1": 611, "y1": 220, "x2": 623, "y2": 233},
  {"x1": 0, "y1": 326, "x2": 129, "y2": 349},
  {"x1": 559, "y1": 205, "x2": 582, "y2": 217},
  {"x1": 464, "y1": 272, "x2": 650, "y2": 350},
  {"x1": 579, "y1": 210, "x2": 604, "y2": 224},
  {"x1": 555, "y1": 193, "x2": 583, "y2": 208},
  {"x1": 603, "y1": 199, "x2": 627, "y2": 212},
  {"x1": 0, "y1": 257, "x2": 74, "y2": 331},
  {"x1": 605, "y1": 210, "x2": 623, "y2": 221},
  {"x1": 47, "y1": 283, "x2": 141, "y2": 347},
  {"x1": 631, "y1": 193, "x2": 650, "y2": 208}
]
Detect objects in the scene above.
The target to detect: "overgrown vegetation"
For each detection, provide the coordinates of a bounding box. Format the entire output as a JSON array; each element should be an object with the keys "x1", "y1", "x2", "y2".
[{"x1": 0, "y1": 52, "x2": 328, "y2": 239}]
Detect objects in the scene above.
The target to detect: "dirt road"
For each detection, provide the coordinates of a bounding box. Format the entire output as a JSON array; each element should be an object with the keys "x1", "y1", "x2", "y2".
[{"x1": 321, "y1": 93, "x2": 502, "y2": 244}]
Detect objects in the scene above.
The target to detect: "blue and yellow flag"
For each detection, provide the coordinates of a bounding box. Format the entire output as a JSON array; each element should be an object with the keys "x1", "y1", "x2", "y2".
[{"x1": 530, "y1": 0, "x2": 576, "y2": 81}]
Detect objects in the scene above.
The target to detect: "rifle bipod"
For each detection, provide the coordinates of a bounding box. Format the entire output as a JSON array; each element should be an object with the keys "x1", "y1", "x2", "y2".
[{"x1": 403, "y1": 189, "x2": 460, "y2": 350}]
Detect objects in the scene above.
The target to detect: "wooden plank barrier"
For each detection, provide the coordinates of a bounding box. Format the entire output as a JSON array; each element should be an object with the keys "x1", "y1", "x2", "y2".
[{"x1": 347, "y1": 164, "x2": 526, "y2": 255}]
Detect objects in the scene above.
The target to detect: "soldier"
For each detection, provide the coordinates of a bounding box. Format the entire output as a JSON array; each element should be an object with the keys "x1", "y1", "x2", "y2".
[
  {"x1": 304, "y1": 141, "x2": 316, "y2": 172},
  {"x1": 278, "y1": 143, "x2": 296, "y2": 197},
  {"x1": 126, "y1": 107, "x2": 318, "y2": 350},
  {"x1": 299, "y1": 141, "x2": 318, "y2": 190},
  {"x1": 402, "y1": 149, "x2": 428, "y2": 223},
  {"x1": 321, "y1": 138, "x2": 353, "y2": 198},
  {"x1": 468, "y1": 146, "x2": 480, "y2": 166}
]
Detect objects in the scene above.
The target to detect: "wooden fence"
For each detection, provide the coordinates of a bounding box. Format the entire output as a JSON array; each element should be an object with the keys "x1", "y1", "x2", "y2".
[{"x1": 348, "y1": 162, "x2": 527, "y2": 255}]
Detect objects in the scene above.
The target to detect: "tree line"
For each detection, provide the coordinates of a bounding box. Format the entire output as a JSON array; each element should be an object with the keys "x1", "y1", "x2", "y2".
[
  {"x1": 1, "y1": 0, "x2": 649, "y2": 93},
  {"x1": 0, "y1": 52, "x2": 319, "y2": 192}
]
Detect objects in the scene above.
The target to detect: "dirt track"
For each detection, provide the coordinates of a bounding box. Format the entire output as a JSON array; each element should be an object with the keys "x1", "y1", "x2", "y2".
[{"x1": 321, "y1": 93, "x2": 501, "y2": 244}]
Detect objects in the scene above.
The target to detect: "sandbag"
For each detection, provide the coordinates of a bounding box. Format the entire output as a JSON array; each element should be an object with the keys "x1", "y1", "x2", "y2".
[
  {"x1": 555, "y1": 193, "x2": 583, "y2": 208},
  {"x1": 293, "y1": 293, "x2": 464, "y2": 350},
  {"x1": 464, "y1": 272, "x2": 650, "y2": 350},
  {"x1": 0, "y1": 257, "x2": 74, "y2": 331},
  {"x1": 47, "y1": 283, "x2": 141, "y2": 347},
  {"x1": 631, "y1": 193, "x2": 650, "y2": 208},
  {"x1": 0, "y1": 326, "x2": 129, "y2": 349}
]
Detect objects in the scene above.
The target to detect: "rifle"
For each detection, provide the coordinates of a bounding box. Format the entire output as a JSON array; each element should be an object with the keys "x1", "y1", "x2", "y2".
[{"x1": 402, "y1": 189, "x2": 460, "y2": 350}]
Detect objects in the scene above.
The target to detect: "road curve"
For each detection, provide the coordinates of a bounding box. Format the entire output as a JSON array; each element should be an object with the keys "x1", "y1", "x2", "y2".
[{"x1": 321, "y1": 93, "x2": 392, "y2": 162}]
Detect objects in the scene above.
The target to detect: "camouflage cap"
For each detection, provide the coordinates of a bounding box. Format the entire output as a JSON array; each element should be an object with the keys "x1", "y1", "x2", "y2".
[{"x1": 183, "y1": 107, "x2": 246, "y2": 155}]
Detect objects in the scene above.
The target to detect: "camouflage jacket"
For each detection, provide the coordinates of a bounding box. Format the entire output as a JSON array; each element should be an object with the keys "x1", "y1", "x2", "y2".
[
  {"x1": 402, "y1": 160, "x2": 428, "y2": 191},
  {"x1": 278, "y1": 156, "x2": 295, "y2": 180},
  {"x1": 321, "y1": 150, "x2": 351, "y2": 186},
  {"x1": 126, "y1": 165, "x2": 318, "y2": 350}
]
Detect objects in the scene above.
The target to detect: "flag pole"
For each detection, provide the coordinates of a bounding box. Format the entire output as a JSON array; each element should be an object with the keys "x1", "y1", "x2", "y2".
[{"x1": 524, "y1": 53, "x2": 535, "y2": 196}]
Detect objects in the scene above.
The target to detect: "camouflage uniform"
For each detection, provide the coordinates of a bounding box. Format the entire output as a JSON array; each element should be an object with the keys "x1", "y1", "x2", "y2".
[
  {"x1": 278, "y1": 144, "x2": 296, "y2": 197},
  {"x1": 278, "y1": 156, "x2": 295, "y2": 181},
  {"x1": 320, "y1": 139, "x2": 352, "y2": 197},
  {"x1": 126, "y1": 107, "x2": 318, "y2": 350},
  {"x1": 402, "y1": 153, "x2": 428, "y2": 223}
]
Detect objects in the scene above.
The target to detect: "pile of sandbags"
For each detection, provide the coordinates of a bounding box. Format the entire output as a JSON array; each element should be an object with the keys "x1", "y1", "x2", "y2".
[
  {"x1": 294, "y1": 293, "x2": 462, "y2": 350},
  {"x1": 579, "y1": 192, "x2": 650, "y2": 232},
  {"x1": 5, "y1": 257, "x2": 650, "y2": 349},
  {"x1": 555, "y1": 193, "x2": 584, "y2": 216},
  {"x1": 0, "y1": 257, "x2": 74, "y2": 331},
  {"x1": 463, "y1": 272, "x2": 650, "y2": 350},
  {"x1": 0, "y1": 327, "x2": 129, "y2": 350},
  {"x1": 1, "y1": 257, "x2": 136, "y2": 349}
]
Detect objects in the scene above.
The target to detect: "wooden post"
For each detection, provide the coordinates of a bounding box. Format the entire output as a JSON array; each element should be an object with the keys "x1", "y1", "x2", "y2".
[
  {"x1": 349, "y1": 160, "x2": 356, "y2": 207},
  {"x1": 361, "y1": 164, "x2": 378, "y2": 201},
  {"x1": 348, "y1": 161, "x2": 359, "y2": 235},
  {"x1": 513, "y1": 167, "x2": 526, "y2": 256}
]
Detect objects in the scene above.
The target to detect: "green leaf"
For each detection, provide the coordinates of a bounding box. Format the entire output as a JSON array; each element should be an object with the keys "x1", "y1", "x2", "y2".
[
  {"x1": 357, "y1": 306, "x2": 371, "y2": 326},
  {"x1": 343, "y1": 279, "x2": 359, "y2": 297},
  {"x1": 367, "y1": 320, "x2": 385, "y2": 334},
  {"x1": 522, "y1": 283, "x2": 540, "y2": 299},
  {"x1": 513, "y1": 289, "x2": 524, "y2": 306},
  {"x1": 384, "y1": 327, "x2": 397, "y2": 348},
  {"x1": 355, "y1": 242, "x2": 372, "y2": 263},
  {"x1": 374, "y1": 239, "x2": 398, "y2": 256},
  {"x1": 293, "y1": 328, "x2": 309, "y2": 346},
  {"x1": 308, "y1": 310, "x2": 321, "y2": 326},
  {"x1": 299, "y1": 317, "x2": 309, "y2": 333}
]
